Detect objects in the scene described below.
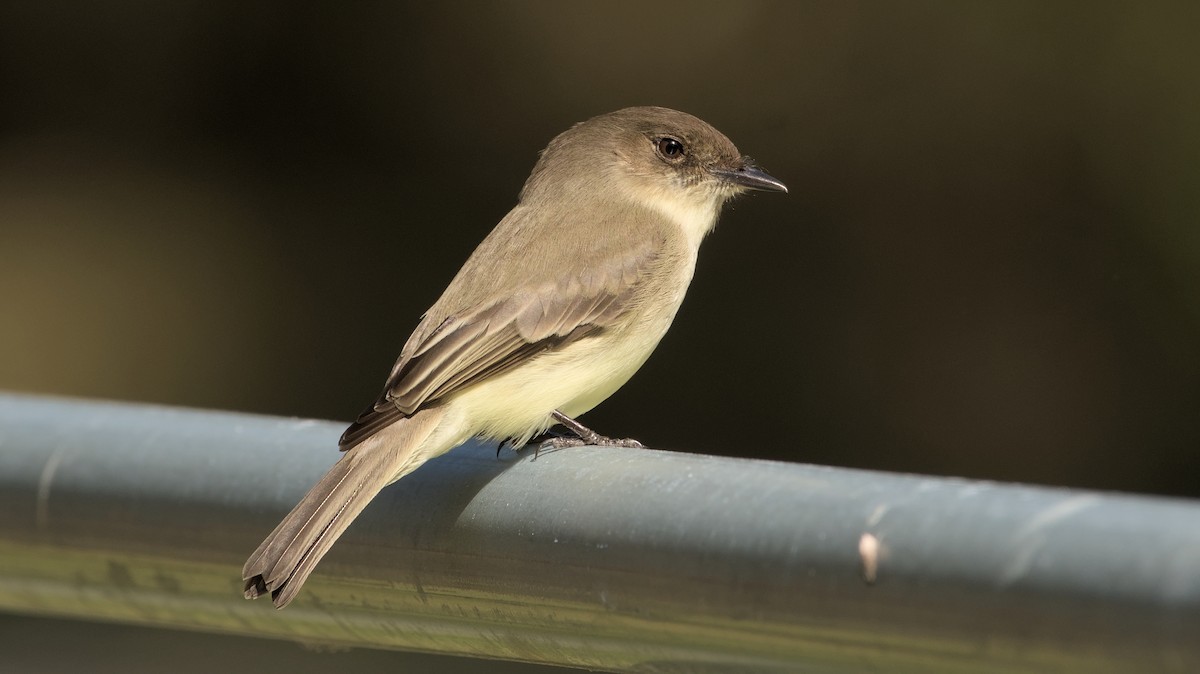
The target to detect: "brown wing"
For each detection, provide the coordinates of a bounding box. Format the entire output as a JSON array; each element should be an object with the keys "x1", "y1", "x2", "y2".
[{"x1": 339, "y1": 247, "x2": 658, "y2": 450}]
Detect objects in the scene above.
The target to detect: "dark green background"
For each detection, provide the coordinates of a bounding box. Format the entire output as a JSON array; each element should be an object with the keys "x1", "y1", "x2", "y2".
[
  {"x1": 3, "y1": 2, "x2": 1198, "y2": 493},
  {"x1": 1, "y1": 2, "x2": 1198, "y2": 669}
]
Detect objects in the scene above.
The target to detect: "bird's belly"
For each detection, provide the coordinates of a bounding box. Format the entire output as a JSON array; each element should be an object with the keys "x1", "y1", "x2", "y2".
[{"x1": 449, "y1": 320, "x2": 670, "y2": 444}]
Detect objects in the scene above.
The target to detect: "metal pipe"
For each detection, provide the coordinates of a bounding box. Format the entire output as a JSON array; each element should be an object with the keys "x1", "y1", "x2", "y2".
[{"x1": 0, "y1": 392, "x2": 1197, "y2": 671}]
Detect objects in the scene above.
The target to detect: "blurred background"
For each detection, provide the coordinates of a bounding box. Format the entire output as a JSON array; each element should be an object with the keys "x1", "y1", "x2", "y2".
[{"x1": 0, "y1": 1, "x2": 1198, "y2": 669}]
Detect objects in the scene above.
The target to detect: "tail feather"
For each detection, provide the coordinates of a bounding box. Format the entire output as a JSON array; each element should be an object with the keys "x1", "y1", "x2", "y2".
[{"x1": 242, "y1": 408, "x2": 446, "y2": 608}]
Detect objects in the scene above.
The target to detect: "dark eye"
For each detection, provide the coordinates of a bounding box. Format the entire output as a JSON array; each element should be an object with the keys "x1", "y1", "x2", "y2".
[{"x1": 657, "y1": 137, "x2": 685, "y2": 159}]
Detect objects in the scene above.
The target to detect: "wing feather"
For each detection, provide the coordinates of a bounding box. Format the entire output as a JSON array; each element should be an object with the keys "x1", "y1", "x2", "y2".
[{"x1": 339, "y1": 245, "x2": 659, "y2": 450}]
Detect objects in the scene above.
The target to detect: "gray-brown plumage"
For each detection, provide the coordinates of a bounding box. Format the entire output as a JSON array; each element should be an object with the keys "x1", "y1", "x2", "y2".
[
  {"x1": 243, "y1": 408, "x2": 444, "y2": 608},
  {"x1": 242, "y1": 106, "x2": 786, "y2": 608}
]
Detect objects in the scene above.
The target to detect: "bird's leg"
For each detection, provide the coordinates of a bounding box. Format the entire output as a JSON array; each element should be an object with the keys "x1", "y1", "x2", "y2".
[{"x1": 544, "y1": 410, "x2": 644, "y2": 449}]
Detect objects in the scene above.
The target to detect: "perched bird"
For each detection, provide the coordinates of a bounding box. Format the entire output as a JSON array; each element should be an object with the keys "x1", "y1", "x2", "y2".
[{"x1": 242, "y1": 106, "x2": 787, "y2": 608}]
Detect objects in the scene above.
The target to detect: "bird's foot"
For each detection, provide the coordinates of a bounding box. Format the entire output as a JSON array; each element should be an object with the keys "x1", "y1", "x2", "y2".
[
  {"x1": 544, "y1": 409, "x2": 644, "y2": 449},
  {"x1": 540, "y1": 434, "x2": 644, "y2": 450},
  {"x1": 498, "y1": 411, "x2": 644, "y2": 459}
]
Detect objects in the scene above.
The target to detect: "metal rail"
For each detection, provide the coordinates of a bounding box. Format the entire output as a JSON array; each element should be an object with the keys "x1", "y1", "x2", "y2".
[{"x1": 0, "y1": 392, "x2": 1197, "y2": 672}]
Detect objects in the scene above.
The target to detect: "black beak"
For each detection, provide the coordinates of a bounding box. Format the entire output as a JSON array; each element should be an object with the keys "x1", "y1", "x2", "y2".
[{"x1": 713, "y1": 163, "x2": 788, "y2": 193}]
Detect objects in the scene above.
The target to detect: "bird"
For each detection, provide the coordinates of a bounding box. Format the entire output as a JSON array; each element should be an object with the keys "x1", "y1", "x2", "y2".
[{"x1": 242, "y1": 106, "x2": 787, "y2": 608}]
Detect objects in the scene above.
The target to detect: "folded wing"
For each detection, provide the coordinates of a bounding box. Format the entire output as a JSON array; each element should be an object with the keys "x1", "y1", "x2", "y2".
[{"x1": 339, "y1": 245, "x2": 659, "y2": 450}]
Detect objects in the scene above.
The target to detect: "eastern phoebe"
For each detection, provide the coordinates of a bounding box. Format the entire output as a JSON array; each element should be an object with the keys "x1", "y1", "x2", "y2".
[{"x1": 243, "y1": 106, "x2": 786, "y2": 608}]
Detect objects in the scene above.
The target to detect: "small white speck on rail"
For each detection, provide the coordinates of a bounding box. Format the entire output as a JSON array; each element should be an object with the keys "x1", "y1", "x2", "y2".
[{"x1": 859, "y1": 533, "x2": 881, "y2": 584}]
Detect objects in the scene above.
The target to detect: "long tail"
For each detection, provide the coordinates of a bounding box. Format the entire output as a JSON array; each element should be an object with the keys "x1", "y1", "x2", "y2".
[{"x1": 242, "y1": 407, "x2": 446, "y2": 609}]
